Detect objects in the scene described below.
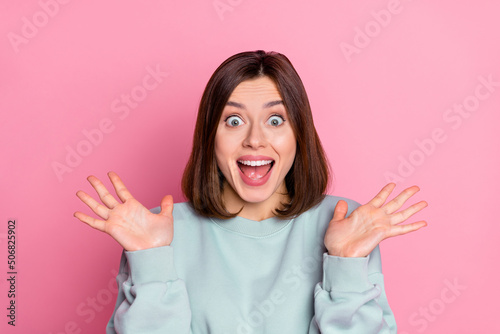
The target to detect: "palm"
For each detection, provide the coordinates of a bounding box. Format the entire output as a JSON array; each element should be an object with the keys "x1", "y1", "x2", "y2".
[
  {"x1": 325, "y1": 183, "x2": 428, "y2": 258},
  {"x1": 74, "y1": 172, "x2": 174, "y2": 251},
  {"x1": 103, "y1": 197, "x2": 173, "y2": 251}
]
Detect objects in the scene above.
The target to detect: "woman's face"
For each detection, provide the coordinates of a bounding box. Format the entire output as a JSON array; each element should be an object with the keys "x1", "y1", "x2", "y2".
[{"x1": 214, "y1": 76, "x2": 297, "y2": 206}]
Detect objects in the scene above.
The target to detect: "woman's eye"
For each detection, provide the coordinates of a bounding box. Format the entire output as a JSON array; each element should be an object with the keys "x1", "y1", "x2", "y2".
[
  {"x1": 225, "y1": 115, "x2": 243, "y2": 127},
  {"x1": 268, "y1": 115, "x2": 284, "y2": 127}
]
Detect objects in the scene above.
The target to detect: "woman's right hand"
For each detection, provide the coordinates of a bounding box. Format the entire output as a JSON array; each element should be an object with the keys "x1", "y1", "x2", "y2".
[{"x1": 74, "y1": 171, "x2": 174, "y2": 252}]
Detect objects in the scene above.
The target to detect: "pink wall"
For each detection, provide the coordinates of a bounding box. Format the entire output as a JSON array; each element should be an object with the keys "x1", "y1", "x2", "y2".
[{"x1": 1, "y1": 0, "x2": 498, "y2": 333}]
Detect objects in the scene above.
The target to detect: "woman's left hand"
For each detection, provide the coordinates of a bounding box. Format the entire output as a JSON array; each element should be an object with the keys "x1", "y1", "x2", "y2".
[{"x1": 324, "y1": 183, "x2": 428, "y2": 258}]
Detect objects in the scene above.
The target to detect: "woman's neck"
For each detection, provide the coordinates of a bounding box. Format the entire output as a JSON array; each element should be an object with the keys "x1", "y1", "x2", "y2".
[{"x1": 221, "y1": 181, "x2": 290, "y2": 221}]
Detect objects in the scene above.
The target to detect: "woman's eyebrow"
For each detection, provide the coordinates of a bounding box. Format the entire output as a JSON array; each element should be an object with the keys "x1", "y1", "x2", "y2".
[
  {"x1": 225, "y1": 100, "x2": 284, "y2": 109},
  {"x1": 264, "y1": 100, "x2": 284, "y2": 108}
]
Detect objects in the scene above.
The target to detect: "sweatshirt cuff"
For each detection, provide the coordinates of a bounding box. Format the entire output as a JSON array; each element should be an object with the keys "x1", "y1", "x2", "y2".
[
  {"x1": 322, "y1": 252, "x2": 373, "y2": 292},
  {"x1": 125, "y1": 246, "x2": 178, "y2": 284}
]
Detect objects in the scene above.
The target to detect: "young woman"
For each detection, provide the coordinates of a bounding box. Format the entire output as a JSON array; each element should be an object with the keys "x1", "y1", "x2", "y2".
[{"x1": 74, "y1": 50, "x2": 427, "y2": 333}]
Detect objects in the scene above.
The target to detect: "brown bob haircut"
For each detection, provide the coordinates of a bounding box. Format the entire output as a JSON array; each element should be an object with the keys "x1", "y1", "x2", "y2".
[{"x1": 182, "y1": 50, "x2": 331, "y2": 219}]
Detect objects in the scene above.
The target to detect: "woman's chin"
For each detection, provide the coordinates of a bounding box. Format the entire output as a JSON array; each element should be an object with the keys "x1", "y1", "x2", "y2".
[
  {"x1": 222, "y1": 172, "x2": 287, "y2": 210},
  {"x1": 233, "y1": 186, "x2": 273, "y2": 204},
  {"x1": 233, "y1": 179, "x2": 286, "y2": 206}
]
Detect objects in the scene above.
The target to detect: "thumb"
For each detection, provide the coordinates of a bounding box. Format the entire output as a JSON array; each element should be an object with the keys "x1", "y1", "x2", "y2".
[
  {"x1": 159, "y1": 195, "x2": 174, "y2": 217},
  {"x1": 332, "y1": 200, "x2": 348, "y2": 222}
]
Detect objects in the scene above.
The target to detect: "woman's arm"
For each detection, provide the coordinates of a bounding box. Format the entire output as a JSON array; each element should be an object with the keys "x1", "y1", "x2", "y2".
[
  {"x1": 106, "y1": 246, "x2": 191, "y2": 334},
  {"x1": 309, "y1": 247, "x2": 396, "y2": 333},
  {"x1": 309, "y1": 184, "x2": 427, "y2": 333},
  {"x1": 74, "y1": 172, "x2": 191, "y2": 333}
]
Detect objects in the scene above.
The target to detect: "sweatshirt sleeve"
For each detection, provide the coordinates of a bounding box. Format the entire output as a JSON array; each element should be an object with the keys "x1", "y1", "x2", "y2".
[
  {"x1": 105, "y1": 246, "x2": 191, "y2": 334},
  {"x1": 308, "y1": 246, "x2": 397, "y2": 333}
]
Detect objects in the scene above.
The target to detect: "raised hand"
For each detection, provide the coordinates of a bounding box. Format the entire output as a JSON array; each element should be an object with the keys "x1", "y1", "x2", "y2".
[
  {"x1": 324, "y1": 183, "x2": 428, "y2": 258},
  {"x1": 74, "y1": 171, "x2": 174, "y2": 252}
]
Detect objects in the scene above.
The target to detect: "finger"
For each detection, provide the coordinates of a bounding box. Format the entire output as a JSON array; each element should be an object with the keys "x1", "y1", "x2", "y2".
[
  {"x1": 159, "y1": 195, "x2": 174, "y2": 217},
  {"x1": 87, "y1": 175, "x2": 120, "y2": 209},
  {"x1": 74, "y1": 211, "x2": 107, "y2": 232},
  {"x1": 384, "y1": 185, "x2": 421, "y2": 215},
  {"x1": 368, "y1": 183, "x2": 397, "y2": 208},
  {"x1": 390, "y1": 201, "x2": 428, "y2": 225},
  {"x1": 387, "y1": 220, "x2": 427, "y2": 238},
  {"x1": 332, "y1": 200, "x2": 348, "y2": 222},
  {"x1": 76, "y1": 190, "x2": 110, "y2": 219},
  {"x1": 108, "y1": 171, "x2": 134, "y2": 202}
]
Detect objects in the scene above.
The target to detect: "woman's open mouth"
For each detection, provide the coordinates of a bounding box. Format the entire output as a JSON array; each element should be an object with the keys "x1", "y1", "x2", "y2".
[{"x1": 236, "y1": 158, "x2": 275, "y2": 186}]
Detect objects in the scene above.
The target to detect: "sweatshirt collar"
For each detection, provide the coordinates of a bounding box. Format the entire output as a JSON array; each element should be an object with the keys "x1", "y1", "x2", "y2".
[{"x1": 209, "y1": 215, "x2": 294, "y2": 237}]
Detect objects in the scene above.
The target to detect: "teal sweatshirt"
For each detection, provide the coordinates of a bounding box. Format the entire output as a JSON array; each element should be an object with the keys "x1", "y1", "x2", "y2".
[{"x1": 106, "y1": 195, "x2": 397, "y2": 333}]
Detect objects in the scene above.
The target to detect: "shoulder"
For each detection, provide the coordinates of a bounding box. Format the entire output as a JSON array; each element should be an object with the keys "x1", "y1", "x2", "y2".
[
  {"x1": 322, "y1": 194, "x2": 362, "y2": 212},
  {"x1": 148, "y1": 201, "x2": 200, "y2": 220},
  {"x1": 288, "y1": 194, "x2": 362, "y2": 236},
  {"x1": 304, "y1": 194, "x2": 362, "y2": 220}
]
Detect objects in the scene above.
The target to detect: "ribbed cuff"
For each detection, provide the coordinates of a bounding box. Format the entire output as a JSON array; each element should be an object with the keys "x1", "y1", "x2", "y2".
[
  {"x1": 125, "y1": 246, "x2": 178, "y2": 284},
  {"x1": 322, "y1": 252, "x2": 373, "y2": 292}
]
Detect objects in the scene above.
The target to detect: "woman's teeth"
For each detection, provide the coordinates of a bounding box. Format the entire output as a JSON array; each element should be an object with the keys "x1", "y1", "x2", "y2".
[
  {"x1": 237, "y1": 160, "x2": 273, "y2": 166},
  {"x1": 237, "y1": 160, "x2": 274, "y2": 180}
]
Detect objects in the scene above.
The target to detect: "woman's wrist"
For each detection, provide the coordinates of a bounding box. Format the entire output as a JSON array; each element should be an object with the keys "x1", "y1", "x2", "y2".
[{"x1": 326, "y1": 244, "x2": 364, "y2": 258}]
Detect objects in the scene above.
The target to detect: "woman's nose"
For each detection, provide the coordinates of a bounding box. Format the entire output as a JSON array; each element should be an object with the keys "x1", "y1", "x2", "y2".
[{"x1": 243, "y1": 123, "x2": 267, "y2": 149}]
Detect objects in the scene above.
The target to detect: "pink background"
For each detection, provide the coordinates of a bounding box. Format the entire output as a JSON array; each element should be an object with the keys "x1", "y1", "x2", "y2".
[{"x1": 1, "y1": 0, "x2": 499, "y2": 333}]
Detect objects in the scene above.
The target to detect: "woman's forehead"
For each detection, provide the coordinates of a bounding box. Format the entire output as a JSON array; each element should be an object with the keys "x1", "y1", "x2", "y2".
[
  {"x1": 230, "y1": 77, "x2": 280, "y2": 98},
  {"x1": 226, "y1": 77, "x2": 284, "y2": 109}
]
